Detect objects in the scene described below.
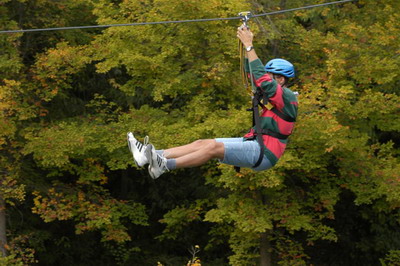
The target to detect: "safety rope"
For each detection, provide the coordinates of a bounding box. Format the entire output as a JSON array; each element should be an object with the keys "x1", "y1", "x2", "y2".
[
  {"x1": 239, "y1": 41, "x2": 256, "y2": 95},
  {"x1": 238, "y1": 11, "x2": 256, "y2": 96},
  {"x1": 0, "y1": 0, "x2": 354, "y2": 34},
  {"x1": 239, "y1": 35, "x2": 251, "y2": 95}
]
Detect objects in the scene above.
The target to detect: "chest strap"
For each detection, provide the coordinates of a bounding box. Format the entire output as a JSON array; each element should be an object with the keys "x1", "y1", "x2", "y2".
[{"x1": 271, "y1": 107, "x2": 296, "y2": 122}]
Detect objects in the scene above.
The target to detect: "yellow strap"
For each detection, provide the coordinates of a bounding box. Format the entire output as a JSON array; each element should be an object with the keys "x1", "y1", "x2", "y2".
[{"x1": 239, "y1": 40, "x2": 252, "y2": 96}]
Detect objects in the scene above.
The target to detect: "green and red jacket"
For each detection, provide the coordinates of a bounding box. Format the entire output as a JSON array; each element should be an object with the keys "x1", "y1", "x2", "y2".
[{"x1": 244, "y1": 58, "x2": 298, "y2": 166}]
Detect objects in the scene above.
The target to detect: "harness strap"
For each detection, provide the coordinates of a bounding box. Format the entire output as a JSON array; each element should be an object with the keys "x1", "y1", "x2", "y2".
[
  {"x1": 271, "y1": 107, "x2": 296, "y2": 122},
  {"x1": 252, "y1": 96, "x2": 265, "y2": 168},
  {"x1": 250, "y1": 92, "x2": 294, "y2": 168}
]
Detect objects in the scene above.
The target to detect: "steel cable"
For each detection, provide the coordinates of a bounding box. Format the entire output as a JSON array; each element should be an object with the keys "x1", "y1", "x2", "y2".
[{"x1": 0, "y1": 0, "x2": 354, "y2": 34}]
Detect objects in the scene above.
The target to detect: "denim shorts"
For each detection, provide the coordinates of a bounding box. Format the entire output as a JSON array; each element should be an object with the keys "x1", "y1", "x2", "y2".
[{"x1": 215, "y1": 138, "x2": 272, "y2": 171}]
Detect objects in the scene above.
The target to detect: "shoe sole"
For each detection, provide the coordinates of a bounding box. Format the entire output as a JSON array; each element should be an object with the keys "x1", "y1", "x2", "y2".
[
  {"x1": 146, "y1": 144, "x2": 156, "y2": 179},
  {"x1": 127, "y1": 132, "x2": 142, "y2": 167},
  {"x1": 127, "y1": 133, "x2": 132, "y2": 152}
]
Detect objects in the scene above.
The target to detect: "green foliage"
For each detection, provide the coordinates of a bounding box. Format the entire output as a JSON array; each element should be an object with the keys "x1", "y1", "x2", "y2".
[
  {"x1": 200, "y1": 0, "x2": 400, "y2": 263},
  {"x1": 32, "y1": 187, "x2": 148, "y2": 242},
  {"x1": 0, "y1": 0, "x2": 399, "y2": 265},
  {"x1": 158, "y1": 203, "x2": 204, "y2": 241},
  {"x1": 0, "y1": 174, "x2": 25, "y2": 205},
  {"x1": 0, "y1": 254, "x2": 24, "y2": 266},
  {"x1": 226, "y1": 229, "x2": 259, "y2": 265},
  {"x1": 274, "y1": 234, "x2": 308, "y2": 266},
  {"x1": 381, "y1": 250, "x2": 400, "y2": 266},
  {"x1": 0, "y1": 234, "x2": 38, "y2": 265},
  {"x1": 88, "y1": 0, "x2": 248, "y2": 105}
]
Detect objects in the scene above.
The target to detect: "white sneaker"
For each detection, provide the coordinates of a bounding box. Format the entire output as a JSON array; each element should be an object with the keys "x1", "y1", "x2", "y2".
[
  {"x1": 127, "y1": 132, "x2": 149, "y2": 167},
  {"x1": 145, "y1": 144, "x2": 169, "y2": 179}
]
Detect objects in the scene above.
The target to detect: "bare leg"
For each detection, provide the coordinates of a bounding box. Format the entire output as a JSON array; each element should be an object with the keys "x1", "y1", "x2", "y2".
[
  {"x1": 164, "y1": 139, "x2": 216, "y2": 159},
  {"x1": 175, "y1": 140, "x2": 225, "y2": 168}
]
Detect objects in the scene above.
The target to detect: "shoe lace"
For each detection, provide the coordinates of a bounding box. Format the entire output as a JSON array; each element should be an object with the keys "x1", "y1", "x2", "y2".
[
  {"x1": 156, "y1": 154, "x2": 169, "y2": 172},
  {"x1": 143, "y1": 136, "x2": 149, "y2": 146},
  {"x1": 135, "y1": 136, "x2": 149, "y2": 152}
]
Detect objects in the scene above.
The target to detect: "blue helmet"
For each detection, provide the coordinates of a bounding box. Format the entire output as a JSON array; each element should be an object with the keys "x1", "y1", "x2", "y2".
[{"x1": 265, "y1": 58, "x2": 295, "y2": 78}]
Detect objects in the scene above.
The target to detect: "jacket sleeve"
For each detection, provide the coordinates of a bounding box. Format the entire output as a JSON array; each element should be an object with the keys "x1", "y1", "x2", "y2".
[
  {"x1": 244, "y1": 58, "x2": 250, "y2": 72},
  {"x1": 248, "y1": 59, "x2": 285, "y2": 110}
]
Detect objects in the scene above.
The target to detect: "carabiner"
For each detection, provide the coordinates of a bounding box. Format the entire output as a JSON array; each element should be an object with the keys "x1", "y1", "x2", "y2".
[{"x1": 238, "y1": 11, "x2": 252, "y2": 28}]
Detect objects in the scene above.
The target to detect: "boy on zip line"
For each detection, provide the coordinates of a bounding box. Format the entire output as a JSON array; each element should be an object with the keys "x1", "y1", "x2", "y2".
[{"x1": 127, "y1": 26, "x2": 298, "y2": 179}]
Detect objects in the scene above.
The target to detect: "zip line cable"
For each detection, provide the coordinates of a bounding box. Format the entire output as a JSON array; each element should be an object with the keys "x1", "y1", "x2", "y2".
[
  {"x1": 251, "y1": 0, "x2": 353, "y2": 19},
  {"x1": 0, "y1": 0, "x2": 354, "y2": 34}
]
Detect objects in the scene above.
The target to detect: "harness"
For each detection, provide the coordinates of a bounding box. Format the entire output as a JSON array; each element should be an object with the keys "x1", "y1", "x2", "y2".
[{"x1": 249, "y1": 90, "x2": 296, "y2": 168}]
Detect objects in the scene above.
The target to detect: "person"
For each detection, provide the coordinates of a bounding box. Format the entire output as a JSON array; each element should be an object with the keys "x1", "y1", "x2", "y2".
[{"x1": 127, "y1": 26, "x2": 298, "y2": 179}]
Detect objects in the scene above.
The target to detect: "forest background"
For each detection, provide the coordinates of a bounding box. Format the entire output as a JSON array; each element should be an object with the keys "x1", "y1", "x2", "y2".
[{"x1": 0, "y1": 0, "x2": 399, "y2": 265}]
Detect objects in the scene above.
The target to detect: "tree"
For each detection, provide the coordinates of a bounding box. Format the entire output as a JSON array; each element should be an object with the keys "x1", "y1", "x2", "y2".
[
  {"x1": 0, "y1": 0, "x2": 399, "y2": 264},
  {"x1": 4, "y1": 0, "x2": 249, "y2": 264},
  {"x1": 0, "y1": 0, "x2": 25, "y2": 259},
  {"x1": 205, "y1": 0, "x2": 400, "y2": 264}
]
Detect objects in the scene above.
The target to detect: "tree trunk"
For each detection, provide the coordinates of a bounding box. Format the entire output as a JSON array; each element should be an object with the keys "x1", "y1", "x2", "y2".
[
  {"x1": 260, "y1": 231, "x2": 272, "y2": 266},
  {"x1": 0, "y1": 196, "x2": 7, "y2": 257}
]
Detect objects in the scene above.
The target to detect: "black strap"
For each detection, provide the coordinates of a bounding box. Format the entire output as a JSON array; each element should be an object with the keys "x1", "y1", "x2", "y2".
[
  {"x1": 234, "y1": 166, "x2": 241, "y2": 173},
  {"x1": 263, "y1": 91, "x2": 268, "y2": 108},
  {"x1": 235, "y1": 95, "x2": 264, "y2": 171},
  {"x1": 252, "y1": 96, "x2": 265, "y2": 168},
  {"x1": 271, "y1": 107, "x2": 296, "y2": 122}
]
